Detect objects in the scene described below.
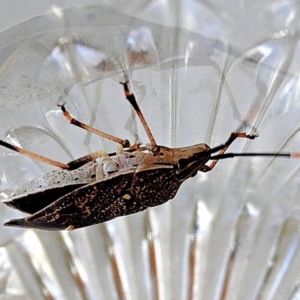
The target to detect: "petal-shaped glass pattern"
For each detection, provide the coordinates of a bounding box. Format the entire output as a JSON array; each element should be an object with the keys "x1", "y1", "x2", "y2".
[{"x1": 0, "y1": 1, "x2": 300, "y2": 300}]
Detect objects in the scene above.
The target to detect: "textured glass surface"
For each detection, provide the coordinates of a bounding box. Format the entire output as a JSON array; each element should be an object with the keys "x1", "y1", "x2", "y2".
[{"x1": 0, "y1": 1, "x2": 300, "y2": 299}]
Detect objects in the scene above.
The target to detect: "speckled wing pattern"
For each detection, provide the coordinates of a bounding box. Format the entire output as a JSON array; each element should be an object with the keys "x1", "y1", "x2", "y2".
[
  {"x1": 5, "y1": 172, "x2": 139, "y2": 230},
  {"x1": 132, "y1": 168, "x2": 182, "y2": 207},
  {"x1": 4, "y1": 167, "x2": 182, "y2": 230}
]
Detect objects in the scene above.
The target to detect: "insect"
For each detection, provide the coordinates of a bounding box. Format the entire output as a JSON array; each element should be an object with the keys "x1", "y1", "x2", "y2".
[{"x1": 1, "y1": 81, "x2": 298, "y2": 231}]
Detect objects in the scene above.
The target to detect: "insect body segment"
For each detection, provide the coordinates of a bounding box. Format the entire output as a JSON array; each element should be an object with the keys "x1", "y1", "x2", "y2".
[
  {"x1": 3, "y1": 149, "x2": 182, "y2": 230},
  {"x1": 1, "y1": 81, "x2": 299, "y2": 230},
  {"x1": 4, "y1": 152, "x2": 144, "y2": 215}
]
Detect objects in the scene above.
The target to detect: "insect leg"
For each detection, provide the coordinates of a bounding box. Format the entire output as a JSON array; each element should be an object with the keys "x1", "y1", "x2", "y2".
[
  {"x1": 120, "y1": 82, "x2": 158, "y2": 149},
  {"x1": 0, "y1": 134, "x2": 142, "y2": 171},
  {"x1": 59, "y1": 104, "x2": 130, "y2": 147},
  {"x1": 201, "y1": 132, "x2": 258, "y2": 172},
  {"x1": 0, "y1": 137, "x2": 113, "y2": 170},
  {"x1": 0, "y1": 140, "x2": 70, "y2": 169}
]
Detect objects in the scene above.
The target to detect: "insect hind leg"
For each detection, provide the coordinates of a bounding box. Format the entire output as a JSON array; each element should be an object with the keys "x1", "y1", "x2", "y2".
[
  {"x1": 0, "y1": 139, "x2": 70, "y2": 169},
  {"x1": 201, "y1": 132, "x2": 258, "y2": 172}
]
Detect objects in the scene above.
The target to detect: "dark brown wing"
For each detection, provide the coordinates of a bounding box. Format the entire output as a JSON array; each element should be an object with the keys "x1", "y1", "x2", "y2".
[
  {"x1": 131, "y1": 168, "x2": 181, "y2": 207},
  {"x1": 5, "y1": 172, "x2": 147, "y2": 231},
  {"x1": 3, "y1": 184, "x2": 86, "y2": 214}
]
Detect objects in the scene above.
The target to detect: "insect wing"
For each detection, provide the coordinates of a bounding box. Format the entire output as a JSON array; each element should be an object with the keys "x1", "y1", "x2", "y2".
[
  {"x1": 3, "y1": 183, "x2": 87, "y2": 214},
  {"x1": 3, "y1": 160, "x2": 101, "y2": 214},
  {"x1": 132, "y1": 167, "x2": 182, "y2": 207},
  {"x1": 4, "y1": 171, "x2": 147, "y2": 230}
]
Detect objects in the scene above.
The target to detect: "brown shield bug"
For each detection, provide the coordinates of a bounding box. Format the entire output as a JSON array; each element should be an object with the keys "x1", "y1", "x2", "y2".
[{"x1": 1, "y1": 82, "x2": 298, "y2": 231}]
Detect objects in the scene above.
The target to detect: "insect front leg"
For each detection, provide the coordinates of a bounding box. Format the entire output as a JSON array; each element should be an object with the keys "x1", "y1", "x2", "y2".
[{"x1": 201, "y1": 132, "x2": 258, "y2": 172}]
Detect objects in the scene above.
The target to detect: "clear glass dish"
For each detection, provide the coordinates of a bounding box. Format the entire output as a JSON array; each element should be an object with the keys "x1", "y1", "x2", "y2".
[{"x1": 0, "y1": 1, "x2": 300, "y2": 299}]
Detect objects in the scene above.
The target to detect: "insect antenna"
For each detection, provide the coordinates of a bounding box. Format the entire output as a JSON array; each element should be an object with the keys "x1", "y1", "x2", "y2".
[
  {"x1": 210, "y1": 152, "x2": 297, "y2": 160},
  {"x1": 203, "y1": 132, "x2": 258, "y2": 156},
  {"x1": 196, "y1": 131, "x2": 258, "y2": 171}
]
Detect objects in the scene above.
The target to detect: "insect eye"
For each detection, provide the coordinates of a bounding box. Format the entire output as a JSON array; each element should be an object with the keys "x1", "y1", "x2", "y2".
[{"x1": 177, "y1": 158, "x2": 189, "y2": 170}]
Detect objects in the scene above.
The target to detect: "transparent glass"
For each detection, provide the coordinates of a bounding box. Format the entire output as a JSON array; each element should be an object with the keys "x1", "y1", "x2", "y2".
[{"x1": 0, "y1": 1, "x2": 300, "y2": 300}]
